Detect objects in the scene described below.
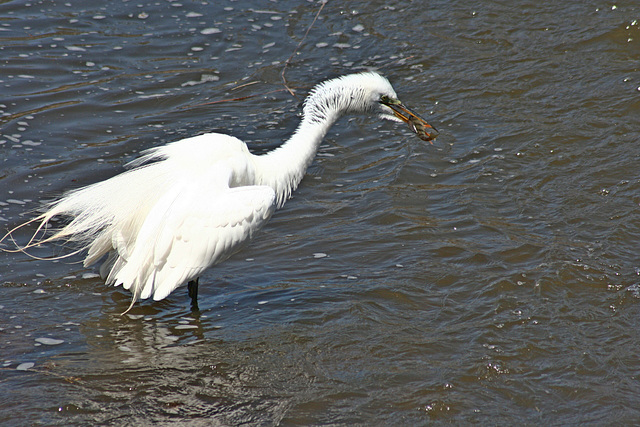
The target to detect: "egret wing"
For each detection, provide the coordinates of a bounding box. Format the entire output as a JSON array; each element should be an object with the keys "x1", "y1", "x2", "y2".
[
  {"x1": 106, "y1": 181, "x2": 276, "y2": 301},
  {"x1": 150, "y1": 184, "x2": 276, "y2": 300}
]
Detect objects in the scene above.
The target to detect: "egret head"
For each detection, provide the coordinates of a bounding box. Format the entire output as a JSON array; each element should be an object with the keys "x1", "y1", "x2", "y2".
[
  {"x1": 340, "y1": 72, "x2": 439, "y2": 142},
  {"x1": 304, "y1": 72, "x2": 439, "y2": 142}
]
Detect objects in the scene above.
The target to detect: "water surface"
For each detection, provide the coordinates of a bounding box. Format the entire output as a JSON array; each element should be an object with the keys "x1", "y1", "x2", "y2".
[{"x1": 2, "y1": 0, "x2": 640, "y2": 424}]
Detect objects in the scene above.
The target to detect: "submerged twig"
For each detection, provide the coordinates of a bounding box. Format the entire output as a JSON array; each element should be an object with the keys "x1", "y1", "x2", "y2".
[
  {"x1": 281, "y1": 0, "x2": 327, "y2": 97},
  {"x1": 182, "y1": 1, "x2": 327, "y2": 111},
  {"x1": 183, "y1": 88, "x2": 290, "y2": 109}
]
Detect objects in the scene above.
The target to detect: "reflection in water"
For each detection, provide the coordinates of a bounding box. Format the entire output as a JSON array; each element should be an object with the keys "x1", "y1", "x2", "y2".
[{"x1": 73, "y1": 304, "x2": 321, "y2": 424}]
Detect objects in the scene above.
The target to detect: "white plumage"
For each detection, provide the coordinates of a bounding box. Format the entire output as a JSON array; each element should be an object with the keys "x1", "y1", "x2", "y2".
[{"x1": 2, "y1": 72, "x2": 437, "y2": 310}]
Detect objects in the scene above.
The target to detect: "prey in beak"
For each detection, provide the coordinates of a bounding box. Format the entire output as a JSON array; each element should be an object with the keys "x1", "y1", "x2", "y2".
[{"x1": 380, "y1": 95, "x2": 439, "y2": 142}]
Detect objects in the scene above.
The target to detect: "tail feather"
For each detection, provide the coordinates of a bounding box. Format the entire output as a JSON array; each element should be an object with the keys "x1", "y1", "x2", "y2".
[{"x1": 0, "y1": 161, "x2": 172, "y2": 312}]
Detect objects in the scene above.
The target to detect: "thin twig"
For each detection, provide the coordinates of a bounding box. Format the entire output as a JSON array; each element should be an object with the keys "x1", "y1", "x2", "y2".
[
  {"x1": 184, "y1": 88, "x2": 290, "y2": 109},
  {"x1": 180, "y1": 1, "x2": 326, "y2": 111},
  {"x1": 231, "y1": 81, "x2": 260, "y2": 91},
  {"x1": 281, "y1": 0, "x2": 327, "y2": 97},
  {"x1": 0, "y1": 366, "x2": 84, "y2": 385}
]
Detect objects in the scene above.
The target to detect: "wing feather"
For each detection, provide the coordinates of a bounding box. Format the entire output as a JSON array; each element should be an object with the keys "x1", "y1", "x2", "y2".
[
  {"x1": 105, "y1": 173, "x2": 276, "y2": 301},
  {"x1": 148, "y1": 185, "x2": 276, "y2": 300}
]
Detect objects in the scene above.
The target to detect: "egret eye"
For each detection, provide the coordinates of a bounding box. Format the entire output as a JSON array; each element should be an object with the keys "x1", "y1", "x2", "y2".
[{"x1": 379, "y1": 95, "x2": 402, "y2": 106}]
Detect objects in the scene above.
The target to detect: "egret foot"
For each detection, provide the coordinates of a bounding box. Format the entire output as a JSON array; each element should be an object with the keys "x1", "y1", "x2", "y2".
[{"x1": 188, "y1": 278, "x2": 199, "y2": 311}]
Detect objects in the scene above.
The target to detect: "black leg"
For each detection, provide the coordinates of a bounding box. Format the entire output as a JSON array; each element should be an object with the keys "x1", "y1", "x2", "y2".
[{"x1": 187, "y1": 278, "x2": 199, "y2": 311}]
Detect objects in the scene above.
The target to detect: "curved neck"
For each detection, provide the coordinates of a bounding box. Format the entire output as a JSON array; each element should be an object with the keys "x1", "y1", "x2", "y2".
[
  {"x1": 255, "y1": 80, "x2": 365, "y2": 207},
  {"x1": 254, "y1": 116, "x2": 335, "y2": 208}
]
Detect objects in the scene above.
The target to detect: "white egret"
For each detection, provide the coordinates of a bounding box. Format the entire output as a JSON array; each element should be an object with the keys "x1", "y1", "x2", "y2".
[{"x1": 2, "y1": 72, "x2": 438, "y2": 312}]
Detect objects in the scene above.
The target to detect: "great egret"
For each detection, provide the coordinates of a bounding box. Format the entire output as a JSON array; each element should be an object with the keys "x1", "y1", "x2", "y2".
[{"x1": 2, "y1": 72, "x2": 438, "y2": 312}]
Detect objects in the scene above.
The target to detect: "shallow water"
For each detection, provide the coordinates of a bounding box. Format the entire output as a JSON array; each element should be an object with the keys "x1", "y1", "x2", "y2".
[{"x1": 2, "y1": 0, "x2": 640, "y2": 424}]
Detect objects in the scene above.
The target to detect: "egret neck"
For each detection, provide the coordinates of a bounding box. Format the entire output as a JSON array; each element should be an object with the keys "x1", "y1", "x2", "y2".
[{"x1": 254, "y1": 78, "x2": 368, "y2": 208}]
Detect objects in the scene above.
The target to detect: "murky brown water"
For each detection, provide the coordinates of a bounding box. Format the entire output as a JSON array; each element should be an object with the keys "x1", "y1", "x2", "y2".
[{"x1": 2, "y1": 0, "x2": 640, "y2": 424}]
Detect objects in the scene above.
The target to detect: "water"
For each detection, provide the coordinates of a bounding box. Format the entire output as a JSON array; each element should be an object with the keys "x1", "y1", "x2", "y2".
[{"x1": 2, "y1": 0, "x2": 640, "y2": 424}]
